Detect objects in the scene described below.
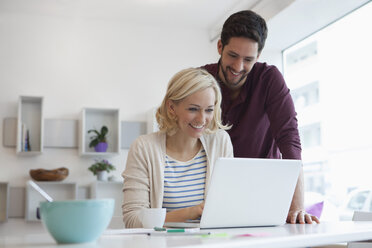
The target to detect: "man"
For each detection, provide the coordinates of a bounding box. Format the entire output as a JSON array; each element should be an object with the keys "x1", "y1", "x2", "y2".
[{"x1": 202, "y1": 10, "x2": 319, "y2": 224}]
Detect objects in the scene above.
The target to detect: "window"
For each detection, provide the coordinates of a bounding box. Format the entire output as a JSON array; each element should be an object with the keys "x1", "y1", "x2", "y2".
[
  {"x1": 303, "y1": 161, "x2": 325, "y2": 194},
  {"x1": 299, "y1": 123, "x2": 321, "y2": 149},
  {"x1": 347, "y1": 191, "x2": 369, "y2": 211},
  {"x1": 283, "y1": 2, "x2": 372, "y2": 214},
  {"x1": 291, "y1": 81, "x2": 319, "y2": 110}
]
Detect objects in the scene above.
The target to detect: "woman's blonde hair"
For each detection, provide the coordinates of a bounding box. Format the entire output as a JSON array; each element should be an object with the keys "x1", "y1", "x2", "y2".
[{"x1": 156, "y1": 68, "x2": 229, "y2": 135}]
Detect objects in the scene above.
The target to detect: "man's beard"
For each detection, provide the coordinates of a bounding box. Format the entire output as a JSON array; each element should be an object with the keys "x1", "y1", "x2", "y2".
[{"x1": 219, "y1": 62, "x2": 248, "y2": 88}]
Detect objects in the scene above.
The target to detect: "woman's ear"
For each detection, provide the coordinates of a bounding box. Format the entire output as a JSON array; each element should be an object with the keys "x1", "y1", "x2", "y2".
[{"x1": 166, "y1": 100, "x2": 176, "y2": 115}]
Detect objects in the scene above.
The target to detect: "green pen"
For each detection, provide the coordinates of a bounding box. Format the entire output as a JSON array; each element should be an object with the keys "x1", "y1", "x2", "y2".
[
  {"x1": 154, "y1": 227, "x2": 166, "y2": 231},
  {"x1": 149, "y1": 229, "x2": 211, "y2": 236}
]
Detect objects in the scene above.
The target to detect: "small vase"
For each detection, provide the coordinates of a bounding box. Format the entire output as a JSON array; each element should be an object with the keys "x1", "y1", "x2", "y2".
[
  {"x1": 97, "y1": 170, "x2": 108, "y2": 181},
  {"x1": 94, "y1": 142, "x2": 108, "y2": 152}
]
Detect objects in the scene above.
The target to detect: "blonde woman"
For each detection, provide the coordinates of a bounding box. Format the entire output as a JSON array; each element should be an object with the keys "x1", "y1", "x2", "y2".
[{"x1": 122, "y1": 68, "x2": 233, "y2": 228}]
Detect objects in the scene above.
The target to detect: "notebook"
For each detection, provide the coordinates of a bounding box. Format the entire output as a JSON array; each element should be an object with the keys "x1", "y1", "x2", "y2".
[{"x1": 164, "y1": 157, "x2": 301, "y2": 229}]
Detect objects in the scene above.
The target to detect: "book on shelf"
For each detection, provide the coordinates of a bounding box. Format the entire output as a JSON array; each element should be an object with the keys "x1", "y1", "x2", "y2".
[
  {"x1": 25, "y1": 129, "x2": 31, "y2": 151},
  {"x1": 21, "y1": 123, "x2": 26, "y2": 151},
  {"x1": 21, "y1": 123, "x2": 31, "y2": 152}
]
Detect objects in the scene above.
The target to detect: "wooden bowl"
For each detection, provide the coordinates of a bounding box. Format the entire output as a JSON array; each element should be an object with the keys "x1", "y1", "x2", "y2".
[{"x1": 30, "y1": 167, "x2": 69, "y2": 181}]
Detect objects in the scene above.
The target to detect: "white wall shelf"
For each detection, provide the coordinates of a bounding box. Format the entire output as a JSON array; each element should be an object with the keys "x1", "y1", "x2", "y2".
[
  {"x1": 90, "y1": 181, "x2": 123, "y2": 217},
  {"x1": 25, "y1": 181, "x2": 78, "y2": 221},
  {"x1": 0, "y1": 182, "x2": 9, "y2": 222},
  {"x1": 80, "y1": 108, "x2": 120, "y2": 156},
  {"x1": 16, "y1": 96, "x2": 43, "y2": 155},
  {"x1": 4, "y1": 118, "x2": 146, "y2": 150}
]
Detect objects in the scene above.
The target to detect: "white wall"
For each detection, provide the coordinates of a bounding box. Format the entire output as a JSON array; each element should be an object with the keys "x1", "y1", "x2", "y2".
[
  {"x1": 1, "y1": 0, "x2": 369, "y2": 187},
  {"x1": 0, "y1": 10, "x2": 218, "y2": 186}
]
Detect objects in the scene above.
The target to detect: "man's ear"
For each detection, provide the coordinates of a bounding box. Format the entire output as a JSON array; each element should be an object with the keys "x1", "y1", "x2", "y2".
[{"x1": 217, "y1": 39, "x2": 223, "y2": 55}]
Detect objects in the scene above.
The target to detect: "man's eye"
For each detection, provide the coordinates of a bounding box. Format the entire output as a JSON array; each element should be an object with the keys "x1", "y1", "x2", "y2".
[
  {"x1": 245, "y1": 58, "x2": 253, "y2": 62},
  {"x1": 188, "y1": 108, "x2": 198, "y2": 111},
  {"x1": 229, "y1": 53, "x2": 237, "y2": 58}
]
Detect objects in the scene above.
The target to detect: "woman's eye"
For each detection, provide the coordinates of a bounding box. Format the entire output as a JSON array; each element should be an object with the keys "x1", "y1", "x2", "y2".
[
  {"x1": 206, "y1": 109, "x2": 214, "y2": 113},
  {"x1": 188, "y1": 108, "x2": 198, "y2": 111}
]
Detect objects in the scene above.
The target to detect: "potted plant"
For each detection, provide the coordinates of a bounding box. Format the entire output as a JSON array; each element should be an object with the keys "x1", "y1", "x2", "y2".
[
  {"x1": 88, "y1": 125, "x2": 108, "y2": 152},
  {"x1": 88, "y1": 159, "x2": 116, "y2": 181}
]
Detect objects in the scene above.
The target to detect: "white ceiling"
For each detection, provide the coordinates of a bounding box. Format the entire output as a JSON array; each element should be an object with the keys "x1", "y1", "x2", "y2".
[
  {"x1": 1, "y1": 0, "x2": 368, "y2": 48},
  {"x1": 0, "y1": 0, "x2": 294, "y2": 36}
]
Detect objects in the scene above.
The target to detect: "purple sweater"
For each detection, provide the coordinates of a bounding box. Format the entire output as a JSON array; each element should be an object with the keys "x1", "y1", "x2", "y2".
[{"x1": 202, "y1": 62, "x2": 301, "y2": 160}]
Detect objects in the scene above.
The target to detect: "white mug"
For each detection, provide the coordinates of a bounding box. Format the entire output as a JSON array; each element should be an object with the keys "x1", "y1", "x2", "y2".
[{"x1": 140, "y1": 208, "x2": 166, "y2": 228}]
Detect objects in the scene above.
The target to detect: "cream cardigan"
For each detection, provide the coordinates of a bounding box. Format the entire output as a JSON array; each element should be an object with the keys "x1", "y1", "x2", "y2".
[{"x1": 121, "y1": 129, "x2": 233, "y2": 228}]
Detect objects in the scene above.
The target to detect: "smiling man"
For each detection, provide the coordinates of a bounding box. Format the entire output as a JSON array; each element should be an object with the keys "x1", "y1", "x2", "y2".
[{"x1": 202, "y1": 10, "x2": 319, "y2": 224}]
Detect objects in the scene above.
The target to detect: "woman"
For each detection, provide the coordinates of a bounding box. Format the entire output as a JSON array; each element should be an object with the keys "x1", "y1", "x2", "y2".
[{"x1": 122, "y1": 68, "x2": 233, "y2": 228}]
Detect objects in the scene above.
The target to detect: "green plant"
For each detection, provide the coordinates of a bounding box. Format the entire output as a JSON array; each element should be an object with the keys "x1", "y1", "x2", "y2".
[
  {"x1": 88, "y1": 126, "x2": 108, "y2": 148},
  {"x1": 88, "y1": 159, "x2": 115, "y2": 175}
]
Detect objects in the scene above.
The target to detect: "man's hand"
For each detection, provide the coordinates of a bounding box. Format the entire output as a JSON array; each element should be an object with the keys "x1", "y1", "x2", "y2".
[
  {"x1": 287, "y1": 168, "x2": 320, "y2": 224},
  {"x1": 286, "y1": 209, "x2": 320, "y2": 224}
]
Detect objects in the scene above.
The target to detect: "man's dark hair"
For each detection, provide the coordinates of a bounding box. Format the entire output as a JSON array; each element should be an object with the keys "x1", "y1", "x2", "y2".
[{"x1": 220, "y1": 10, "x2": 268, "y2": 53}]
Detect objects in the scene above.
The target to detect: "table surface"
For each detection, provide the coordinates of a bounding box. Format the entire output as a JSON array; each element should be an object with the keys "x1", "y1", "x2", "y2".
[{"x1": 2, "y1": 221, "x2": 372, "y2": 248}]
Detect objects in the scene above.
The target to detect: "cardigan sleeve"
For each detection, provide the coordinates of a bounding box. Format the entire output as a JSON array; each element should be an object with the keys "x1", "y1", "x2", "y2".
[
  {"x1": 206, "y1": 129, "x2": 234, "y2": 159},
  {"x1": 122, "y1": 137, "x2": 151, "y2": 228},
  {"x1": 221, "y1": 129, "x2": 234, "y2": 158}
]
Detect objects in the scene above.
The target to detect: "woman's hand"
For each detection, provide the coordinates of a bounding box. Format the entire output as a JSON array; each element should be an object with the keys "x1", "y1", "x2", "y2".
[
  {"x1": 165, "y1": 202, "x2": 205, "y2": 222},
  {"x1": 188, "y1": 202, "x2": 205, "y2": 220}
]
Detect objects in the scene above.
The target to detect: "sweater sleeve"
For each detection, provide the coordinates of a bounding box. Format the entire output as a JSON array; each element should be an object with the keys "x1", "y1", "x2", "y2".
[
  {"x1": 264, "y1": 66, "x2": 302, "y2": 160},
  {"x1": 122, "y1": 137, "x2": 151, "y2": 228}
]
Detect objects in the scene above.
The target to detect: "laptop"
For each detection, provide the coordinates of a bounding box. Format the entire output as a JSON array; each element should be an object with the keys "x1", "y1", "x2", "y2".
[{"x1": 164, "y1": 157, "x2": 301, "y2": 229}]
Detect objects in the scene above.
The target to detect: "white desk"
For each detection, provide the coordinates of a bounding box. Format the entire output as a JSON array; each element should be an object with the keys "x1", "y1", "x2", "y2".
[{"x1": 1, "y1": 221, "x2": 372, "y2": 248}]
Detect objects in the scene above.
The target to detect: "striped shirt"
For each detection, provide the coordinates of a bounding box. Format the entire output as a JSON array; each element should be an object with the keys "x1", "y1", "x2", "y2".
[{"x1": 162, "y1": 148, "x2": 207, "y2": 211}]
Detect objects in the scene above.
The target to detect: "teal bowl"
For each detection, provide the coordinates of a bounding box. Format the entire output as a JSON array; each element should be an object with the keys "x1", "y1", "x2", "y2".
[{"x1": 40, "y1": 199, "x2": 114, "y2": 244}]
